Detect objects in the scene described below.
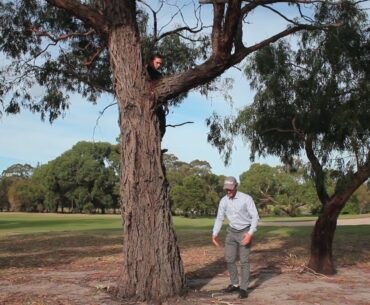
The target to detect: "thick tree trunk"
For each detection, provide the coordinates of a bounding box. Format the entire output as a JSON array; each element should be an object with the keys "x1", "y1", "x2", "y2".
[
  {"x1": 108, "y1": 26, "x2": 185, "y2": 302},
  {"x1": 307, "y1": 199, "x2": 344, "y2": 274}
]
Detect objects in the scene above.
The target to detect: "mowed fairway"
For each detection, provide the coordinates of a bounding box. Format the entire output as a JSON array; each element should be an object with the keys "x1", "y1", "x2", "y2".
[
  {"x1": 0, "y1": 213, "x2": 122, "y2": 236},
  {"x1": 0, "y1": 212, "x2": 369, "y2": 267},
  {"x1": 0, "y1": 213, "x2": 369, "y2": 305}
]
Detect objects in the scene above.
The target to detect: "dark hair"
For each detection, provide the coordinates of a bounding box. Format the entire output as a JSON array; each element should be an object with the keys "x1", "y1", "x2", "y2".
[{"x1": 150, "y1": 53, "x2": 163, "y2": 61}]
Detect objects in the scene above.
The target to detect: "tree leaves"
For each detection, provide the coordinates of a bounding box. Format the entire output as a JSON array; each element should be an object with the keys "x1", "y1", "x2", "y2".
[{"x1": 0, "y1": 1, "x2": 211, "y2": 119}]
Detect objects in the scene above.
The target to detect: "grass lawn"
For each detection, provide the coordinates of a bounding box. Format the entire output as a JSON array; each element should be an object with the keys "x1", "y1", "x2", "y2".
[
  {"x1": 0, "y1": 213, "x2": 122, "y2": 236},
  {"x1": 259, "y1": 213, "x2": 370, "y2": 222},
  {"x1": 0, "y1": 212, "x2": 369, "y2": 236},
  {"x1": 0, "y1": 213, "x2": 217, "y2": 236},
  {"x1": 0, "y1": 212, "x2": 369, "y2": 274}
]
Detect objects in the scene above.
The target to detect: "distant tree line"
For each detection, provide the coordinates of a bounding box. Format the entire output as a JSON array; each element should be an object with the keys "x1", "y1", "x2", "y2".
[
  {"x1": 1, "y1": 141, "x2": 369, "y2": 215},
  {"x1": 0, "y1": 142, "x2": 120, "y2": 213}
]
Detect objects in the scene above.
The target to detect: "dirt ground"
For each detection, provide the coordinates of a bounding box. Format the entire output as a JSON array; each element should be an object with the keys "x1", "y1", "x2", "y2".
[{"x1": 0, "y1": 220, "x2": 369, "y2": 305}]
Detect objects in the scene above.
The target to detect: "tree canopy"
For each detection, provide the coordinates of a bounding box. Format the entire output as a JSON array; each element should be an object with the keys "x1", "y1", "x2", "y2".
[
  {"x1": 239, "y1": 163, "x2": 318, "y2": 216},
  {"x1": 32, "y1": 141, "x2": 120, "y2": 213},
  {"x1": 1, "y1": 163, "x2": 34, "y2": 178},
  {"x1": 0, "y1": 0, "x2": 211, "y2": 121},
  {"x1": 165, "y1": 154, "x2": 224, "y2": 216}
]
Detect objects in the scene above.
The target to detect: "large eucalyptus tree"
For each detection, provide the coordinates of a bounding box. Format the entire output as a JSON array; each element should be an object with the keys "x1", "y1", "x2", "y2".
[{"x1": 0, "y1": 0, "x2": 344, "y2": 302}]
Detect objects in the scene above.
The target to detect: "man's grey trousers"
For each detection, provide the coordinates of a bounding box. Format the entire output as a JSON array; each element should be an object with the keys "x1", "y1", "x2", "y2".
[{"x1": 224, "y1": 226, "x2": 251, "y2": 291}]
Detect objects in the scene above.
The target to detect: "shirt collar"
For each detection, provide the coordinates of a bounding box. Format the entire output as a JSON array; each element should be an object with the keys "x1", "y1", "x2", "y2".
[{"x1": 227, "y1": 191, "x2": 239, "y2": 200}]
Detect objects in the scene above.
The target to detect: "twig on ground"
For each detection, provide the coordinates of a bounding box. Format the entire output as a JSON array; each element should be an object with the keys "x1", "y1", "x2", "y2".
[{"x1": 298, "y1": 265, "x2": 330, "y2": 279}]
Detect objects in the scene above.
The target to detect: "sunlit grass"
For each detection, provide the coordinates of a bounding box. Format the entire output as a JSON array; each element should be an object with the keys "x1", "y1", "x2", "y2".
[
  {"x1": 0, "y1": 212, "x2": 369, "y2": 237},
  {"x1": 0, "y1": 212, "x2": 122, "y2": 236},
  {"x1": 0, "y1": 213, "x2": 368, "y2": 268}
]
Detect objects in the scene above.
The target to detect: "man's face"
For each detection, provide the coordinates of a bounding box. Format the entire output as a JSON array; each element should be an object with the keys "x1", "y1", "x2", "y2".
[
  {"x1": 225, "y1": 187, "x2": 237, "y2": 199},
  {"x1": 151, "y1": 57, "x2": 163, "y2": 70}
]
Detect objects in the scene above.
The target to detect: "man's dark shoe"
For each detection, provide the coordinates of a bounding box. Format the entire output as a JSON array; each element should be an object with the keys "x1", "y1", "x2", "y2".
[
  {"x1": 223, "y1": 284, "x2": 240, "y2": 293},
  {"x1": 239, "y1": 289, "x2": 248, "y2": 299}
]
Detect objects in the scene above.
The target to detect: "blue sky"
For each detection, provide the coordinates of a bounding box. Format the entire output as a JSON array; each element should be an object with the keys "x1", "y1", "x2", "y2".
[
  {"x1": 0, "y1": 1, "x2": 304, "y2": 179},
  {"x1": 0, "y1": 68, "x2": 280, "y2": 179}
]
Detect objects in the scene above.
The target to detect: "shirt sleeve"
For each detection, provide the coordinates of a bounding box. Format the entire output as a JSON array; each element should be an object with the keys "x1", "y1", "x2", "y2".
[
  {"x1": 212, "y1": 198, "x2": 226, "y2": 236},
  {"x1": 247, "y1": 196, "x2": 259, "y2": 235}
]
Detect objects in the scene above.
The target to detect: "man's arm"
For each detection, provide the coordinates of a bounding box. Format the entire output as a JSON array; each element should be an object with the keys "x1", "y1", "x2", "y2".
[
  {"x1": 212, "y1": 199, "x2": 226, "y2": 247},
  {"x1": 247, "y1": 196, "x2": 259, "y2": 235},
  {"x1": 242, "y1": 196, "x2": 260, "y2": 246}
]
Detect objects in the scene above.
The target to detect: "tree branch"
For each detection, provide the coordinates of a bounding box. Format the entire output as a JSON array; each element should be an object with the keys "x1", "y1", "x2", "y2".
[
  {"x1": 241, "y1": 0, "x2": 337, "y2": 17},
  {"x1": 30, "y1": 28, "x2": 95, "y2": 43},
  {"x1": 333, "y1": 151, "x2": 370, "y2": 206},
  {"x1": 174, "y1": 31, "x2": 213, "y2": 43},
  {"x1": 211, "y1": 2, "x2": 225, "y2": 57},
  {"x1": 223, "y1": 0, "x2": 242, "y2": 54},
  {"x1": 26, "y1": 28, "x2": 97, "y2": 64},
  {"x1": 261, "y1": 116, "x2": 305, "y2": 138},
  {"x1": 260, "y1": 4, "x2": 302, "y2": 26},
  {"x1": 45, "y1": 0, "x2": 108, "y2": 33},
  {"x1": 93, "y1": 101, "x2": 118, "y2": 141},
  {"x1": 158, "y1": 2, "x2": 187, "y2": 36},
  {"x1": 156, "y1": 24, "x2": 310, "y2": 101},
  {"x1": 84, "y1": 45, "x2": 107, "y2": 66},
  {"x1": 138, "y1": 0, "x2": 163, "y2": 39},
  {"x1": 156, "y1": 26, "x2": 205, "y2": 42},
  {"x1": 166, "y1": 121, "x2": 194, "y2": 128},
  {"x1": 149, "y1": 2, "x2": 342, "y2": 105},
  {"x1": 230, "y1": 22, "x2": 340, "y2": 65},
  {"x1": 235, "y1": 16, "x2": 244, "y2": 51},
  {"x1": 304, "y1": 135, "x2": 330, "y2": 204},
  {"x1": 259, "y1": 190, "x2": 280, "y2": 205}
]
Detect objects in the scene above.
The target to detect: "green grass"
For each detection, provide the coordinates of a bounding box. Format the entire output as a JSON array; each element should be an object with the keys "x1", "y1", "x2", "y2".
[
  {"x1": 0, "y1": 213, "x2": 369, "y2": 268},
  {"x1": 0, "y1": 213, "x2": 122, "y2": 236},
  {"x1": 0, "y1": 212, "x2": 369, "y2": 236},
  {"x1": 259, "y1": 213, "x2": 370, "y2": 222},
  {"x1": 0, "y1": 213, "x2": 217, "y2": 236}
]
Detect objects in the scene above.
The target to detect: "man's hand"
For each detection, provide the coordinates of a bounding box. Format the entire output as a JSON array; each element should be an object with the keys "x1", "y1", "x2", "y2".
[
  {"x1": 212, "y1": 235, "x2": 221, "y2": 247},
  {"x1": 241, "y1": 233, "x2": 252, "y2": 246}
]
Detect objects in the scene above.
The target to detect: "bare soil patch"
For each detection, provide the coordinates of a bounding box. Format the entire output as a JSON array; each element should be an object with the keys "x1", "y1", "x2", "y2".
[{"x1": 0, "y1": 229, "x2": 369, "y2": 305}]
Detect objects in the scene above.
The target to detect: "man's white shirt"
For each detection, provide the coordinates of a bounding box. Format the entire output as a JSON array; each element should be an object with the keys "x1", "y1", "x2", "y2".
[{"x1": 212, "y1": 191, "x2": 259, "y2": 236}]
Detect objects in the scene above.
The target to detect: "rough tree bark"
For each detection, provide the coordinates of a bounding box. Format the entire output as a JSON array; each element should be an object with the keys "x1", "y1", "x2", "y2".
[
  {"x1": 308, "y1": 199, "x2": 343, "y2": 274},
  {"x1": 108, "y1": 19, "x2": 185, "y2": 303}
]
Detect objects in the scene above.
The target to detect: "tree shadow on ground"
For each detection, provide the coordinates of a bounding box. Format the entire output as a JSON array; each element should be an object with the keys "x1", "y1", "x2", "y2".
[
  {"x1": 186, "y1": 257, "x2": 226, "y2": 283},
  {"x1": 0, "y1": 231, "x2": 123, "y2": 269},
  {"x1": 185, "y1": 246, "x2": 284, "y2": 293}
]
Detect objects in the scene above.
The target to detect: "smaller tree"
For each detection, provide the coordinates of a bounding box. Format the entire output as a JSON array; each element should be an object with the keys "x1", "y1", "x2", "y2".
[
  {"x1": 7, "y1": 179, "x2": 46, "y2": 212},
  {"x1": 1, "y1": 164, "x2": 34, "y2": 178},
  {"x1": 165, "y1": 154, "x2": 222, "y2": 216},
  {"x1": 33, "y1": 141, "x2": 119, "y2": 213},
  {"x1": 239, "y1": 163, "x2": 317, "y2": 216},
  {"x1": 208, "y1": 2, "x2": 370, "y2": 274},
  {"x1": 0, "y1": 176, "x2": 20, "y2": 211}
]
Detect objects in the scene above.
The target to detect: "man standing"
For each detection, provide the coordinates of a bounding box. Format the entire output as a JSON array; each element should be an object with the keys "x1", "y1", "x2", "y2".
[
  {"x1": 147, "y1": 54, "x2": 168, "y2": 140},
  {"x1": 212, "y1": 176, "x2": 259, "y2": 299}
]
